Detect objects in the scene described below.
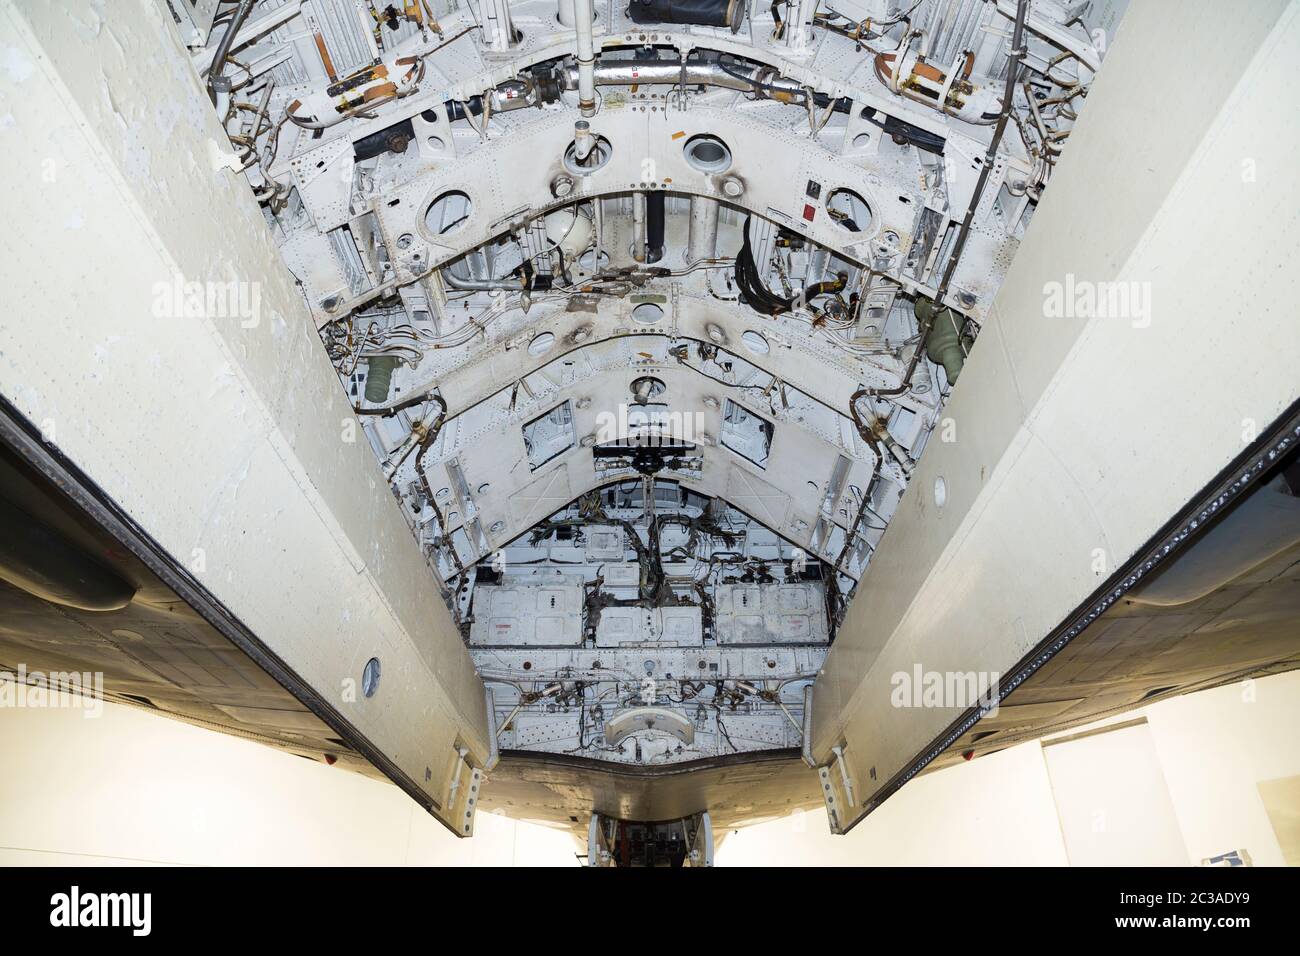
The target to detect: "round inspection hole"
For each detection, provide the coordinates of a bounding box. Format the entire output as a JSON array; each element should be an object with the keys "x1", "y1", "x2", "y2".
[
  {"x1": 563, "y1": 135, "x2": 613, "y2": 175},
  {"x1": 425, "y1": 190, "x2": 472, "y2": 236},
  {"x1": 528, "y1": 332, "x2": 556, "y2": 356},
  {"x1": 852, "y1": 133, "x2": 872, "y2": 148},
  {"x1": 825, "y1": 187, "x2": 872, "y2": 233},
  {"x1": 426, "y1": 135, "x2": 445, "y2": 150},
  {"x1": 683, "y1": 134, "x2": 732, "y2": 174},
  {"x1": 630, "y1": 376, "x2": 667, "y2": 403},
  {"x1": 632, "y1": 302, "x2": 664, "y2": 325},
  {"x1": 362, "y1": 657, "x2": 381, "y2": 698},
  {"x1": 740, "y1": 330, "x2": 770, "y2": 356}
]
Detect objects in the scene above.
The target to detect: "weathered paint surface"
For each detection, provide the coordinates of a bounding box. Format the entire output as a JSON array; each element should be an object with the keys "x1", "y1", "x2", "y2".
[
  {"x1": 0, "y1": 0, "x2": 489, "y2": 833},
  {"x1": 813, "y1": 0, "x2": 1300, "y2": 829}
]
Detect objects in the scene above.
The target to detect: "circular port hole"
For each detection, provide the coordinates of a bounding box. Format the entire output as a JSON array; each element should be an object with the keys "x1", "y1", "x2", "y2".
[
  {"x1": 425, "y1": 190, "x2": 472, "y2": 236},
  {"x1": 528, "y1": 332, "x2": 556, "y2": 356},
  {"x1": 741, "y1": 330, "x2": 770, "y2": 355},
  {"x1": 362, "y1": 657, "x2": 381, "y2": 698},
  {"x1": 630, "y1": 376, "x2": 667, "y2": 403},
  {"x1": 683, "y1": 134, "x2": 732, "y2": 174},
  {"x1": 563, "y1": 135, "x2": 613, "y2": 175},
  {"x1": 632, "y1": 302, "x2": 664, "y2": 325},
  {"x1": 825, "y1": 187, "x2": 872, "y2": 233}
]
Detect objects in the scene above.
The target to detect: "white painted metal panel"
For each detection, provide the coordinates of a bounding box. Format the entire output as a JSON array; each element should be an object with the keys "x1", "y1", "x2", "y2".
[
  {"x1": 715, "y1": 583, "x2": 830, "y2": 644},
  {"x1": 595, "y1": 606, "x2": 702, "y2": 647},
  {"x1": 468, "y1": 583, "x2": 584, "y2": 646},
  {"x1": 0, "y1": 0, "x2": 491, "y2": 836},
  {"x1": 812, "y1": 0, "x2": 1300, "y2": 833}
]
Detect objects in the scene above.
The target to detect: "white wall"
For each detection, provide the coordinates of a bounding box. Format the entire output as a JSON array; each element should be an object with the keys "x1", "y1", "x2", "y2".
[
  {"x1": 0, "y1": 702, "x2": 576, "y2": 867},
  {"x1": 720, "y1": 735, "x2": 1071, "y2": 866},
  {"x1": 1145, "y1": 673, "x2": 1300, "y2": 867},
  {"x1": 719, "y1": 671, "x2": 1300, "y2": 866},
  {"x1": 1, "y1": 670, "x2": 1296, "y2": 866},
  {"x1": 1043, "y1": 721, "x2": 1189, "y2": 866}
]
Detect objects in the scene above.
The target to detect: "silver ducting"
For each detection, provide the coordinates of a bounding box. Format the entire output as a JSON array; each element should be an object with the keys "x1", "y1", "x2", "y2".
[
  {"x1": 558, "y1": 61, "x2": 806, "y2": 102},
  {"x1": 632, "y1": 192, "x2": 647, "y2": 263},
  {"x1": 687, "y1": 195, "x2": 719, "y2": 263},
  {"x1": 441, "y1": 270, "x2": 526, "y2": 292},
  {"x1": 573, "y1": 0, "x2": 597, "y2": 115}
]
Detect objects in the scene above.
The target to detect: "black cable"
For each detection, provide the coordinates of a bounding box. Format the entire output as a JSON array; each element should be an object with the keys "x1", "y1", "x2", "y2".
[
  {"x1": 860, "y1": 109, "x2": 945, "y2": 154},
  {"x1": 734, "y1": 217, "x2": 794, "y2": 315},
  {"x1": 715, "y1": 60, "x2": 809, "y2": 104}
]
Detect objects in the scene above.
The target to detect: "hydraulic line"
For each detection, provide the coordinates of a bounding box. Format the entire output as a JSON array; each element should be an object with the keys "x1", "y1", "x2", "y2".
[
  {"x1": 206, "y1": 0, "x2": 257, "y2": 105},
  {"x1": 409, "y1": 395, "x2": 467, "y2": 602},
  {"x1": 862, "y1": 0, "x2": 1028, "y2": 399}
]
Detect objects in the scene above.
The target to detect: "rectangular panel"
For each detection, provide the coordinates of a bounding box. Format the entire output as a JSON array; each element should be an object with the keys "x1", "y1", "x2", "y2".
[
  {"x1": 595, "y1": 606, "x2": 702, "y2": 647},
  {"x1": 1043, "y1": 722, "x2": 1189, "y2": 866},
  {"x1": 469, "y1": 583, "x2": 584, "y2": 646},
  {"x1": 715, "y1": 583, "x2": 830, "y2": 645},
  {"x1": 1257, "y1": 775, "x2": 1300, "y2": 867},
  {"x1": 584, "y1": 525, "x2": 626, "y2": 561}
]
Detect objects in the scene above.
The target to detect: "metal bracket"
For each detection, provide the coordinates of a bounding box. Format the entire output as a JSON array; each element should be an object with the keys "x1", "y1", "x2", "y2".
[
  {"x1": 817, "y1": 741, "x2": 856, "y2": 834},
  {"x1": 446, "y1": 746, "x2": 483, "y2": 837}
]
